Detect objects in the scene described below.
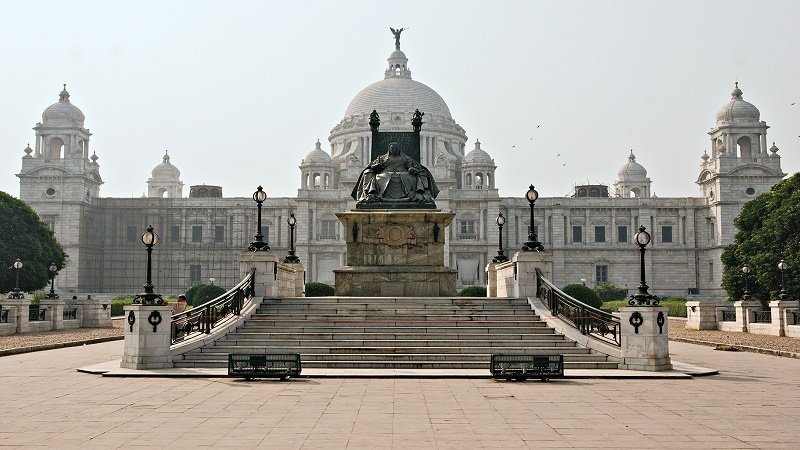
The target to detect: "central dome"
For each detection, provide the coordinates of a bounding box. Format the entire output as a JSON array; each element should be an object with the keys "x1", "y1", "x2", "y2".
[
  {"x1": 42, "y1": 85, "x2": 85, "y2": 126},
  {"x1": 344, "y1": 77, "x2": 452, "y2": 119}
]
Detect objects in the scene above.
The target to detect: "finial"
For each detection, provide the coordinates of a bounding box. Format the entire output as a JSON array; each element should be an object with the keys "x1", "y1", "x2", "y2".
[
  {"x1": 163, "y1": 150, "x2": 170, "y2": 162},
  {"x1": 315, "y1": 139, "x2": 321, "y2": 150},
  {"x1": 731, "y1": 81, "x2": 743, "y2": 100},
  {"x1": 701, "y1": 151, "x2": 709, "y2": 161},
  {"x1": 59, "y1": 83, "x2": 70, "y2": 102},
  {"x1": 90, "y1": 151, "x2": 98, "y2": 163},
  {"x1": 628, "y1": 150, "x2": 636, "y2": 162},
  {"x1": 390, "y1": 27, "x2": 405, "y2": 50}
]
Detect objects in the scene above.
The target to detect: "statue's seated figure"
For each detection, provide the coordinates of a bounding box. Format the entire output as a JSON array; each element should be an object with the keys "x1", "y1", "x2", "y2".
[{"x1": 351, "y1": 142, "x2": 439, "y2": 205}]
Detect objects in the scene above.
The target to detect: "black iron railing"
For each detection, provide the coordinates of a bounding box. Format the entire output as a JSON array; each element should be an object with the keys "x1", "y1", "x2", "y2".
[
  {"x1": 63, "y1": 308, "x2": 78, "y2": 320},
  {"x1": 721, "y1": 310, "x2": 736, "y2": 322},
  {"x1": 29, "y1": 308, "x2": 46, "y2": 322},
  {"x1": 535, "y1": 268, "x2": 621, "y2": 347},
  {"x1": 171, "y1": 268, "x2": 255, "y2": 345},
  {"x1": 754, "y1": 310, "x2": 772, "y2": 324},
  {"x1": 0, "y1": 309, "x2": 8, "y2": 323}
]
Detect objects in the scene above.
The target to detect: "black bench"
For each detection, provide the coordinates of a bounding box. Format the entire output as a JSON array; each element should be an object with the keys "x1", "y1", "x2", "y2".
[
  {"x1": 490, "y1": 354, "x2": 564, "y2": 381},
  {"x1": 228, "y1": 353, "x2": 302, "y2": 381}
]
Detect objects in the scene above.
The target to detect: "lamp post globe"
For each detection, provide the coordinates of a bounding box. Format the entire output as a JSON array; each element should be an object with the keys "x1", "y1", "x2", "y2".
[
  {"x1": 9, "y1": 258, "x2": 24, "y2": 299},
  {"x1": 249, "y1": 185, "x2": 270, "y2": 251},
  {"x1": 492, "y1": 212, "x2": 509, "y2": 263},
  {"x1": 138, "y1": 225, "x2": 162, "y2": 305},
  {"x1": 741, "y1": 266, "x2": 751, "y2": 300},
  {"x1": 580, "y1": 278, "x2": 587, "y2": 286},
  {"x1": 46, "y1": 263, "x2": 59, "y2": 299},
  {"x1": 522, "y1": 185, "x2": 543, "y2": 252},
  {"x1": 630, "y1": 225, "x2": 657, "y2": 306},
  {"x1": 284, "y1": 213, "x2": 300, "y2": 263},
  {"x1": 778, "y1": 259, "x2": 788, "y2": 300}
]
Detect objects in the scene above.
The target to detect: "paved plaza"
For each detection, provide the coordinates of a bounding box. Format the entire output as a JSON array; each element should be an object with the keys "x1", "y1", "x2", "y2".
[{"x1": 0, "y1": 341, "x2": 799, "y2": 448}]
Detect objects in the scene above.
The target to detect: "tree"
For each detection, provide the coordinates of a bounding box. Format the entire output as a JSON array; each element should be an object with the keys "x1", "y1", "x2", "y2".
[
  {"x1": 0, "y1": 191, "x2": 67, "y2": 293},
  {"x1": 185, "y1": 283, "x2": 226, "y2": 307},
  {"x1": 722, "y1": 173, "x2": 800, "y2": 304}
]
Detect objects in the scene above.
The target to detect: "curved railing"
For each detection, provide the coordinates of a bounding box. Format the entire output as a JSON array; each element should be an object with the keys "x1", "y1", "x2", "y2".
[
  {"x1": 535, "y1": 268, "x2": 621, "y2": 347},
  {"x1": 170, "y1": 268, "x2": 256, "y2": 345}
]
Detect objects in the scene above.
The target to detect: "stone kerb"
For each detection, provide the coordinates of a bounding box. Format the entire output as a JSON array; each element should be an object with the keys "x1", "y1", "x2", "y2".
[
  {"x1": 277, "y1": 262, "x2": 305, "y2": 298},
  {"x1": 685, "y1": 300, "x2": 727, "y2": 330},
  {"x1": 238, "y1": 251, "x2": 277, "y2": 298},
  {"x1": 618, "y1": 306, "x2": 672, "y2": 371},
  {"x1": 121, "y1": 304, "x2": 173, "y2": 370}
]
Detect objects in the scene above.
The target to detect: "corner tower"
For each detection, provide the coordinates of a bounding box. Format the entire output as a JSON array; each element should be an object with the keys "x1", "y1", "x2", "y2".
[{"x1": 17, "y1": 85, "x2": 104, "y2": 293}]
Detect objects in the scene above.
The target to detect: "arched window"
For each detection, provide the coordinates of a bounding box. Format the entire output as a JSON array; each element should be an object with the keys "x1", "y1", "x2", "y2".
[
  {"x1": 465, "y1": 173, "x2": 472, "y2": 188},
  {"x1": 48, "y1": 137, "x2": 65, "y2": 159},
  {"x1": 629, "y1": 188, "x2": 640, "y2": 198},
  {"x1": 475, "y1": 173, "x2": 484, "y2": 189},
  {"x1": 313, "y1": 173, "x2": 321, "y2": 189},
  {"x1": 323, "y1": 173, "x2": 330, "y2": 189},
  {"x1": 736, "y1": 136, "x2": 752, "y2": 158},
  {"x1": 159, "y1": 188, "x2": 168, "y2": 198},
  {"x1": 210, "y1": 189, "x2": 221, "y2": 197}
]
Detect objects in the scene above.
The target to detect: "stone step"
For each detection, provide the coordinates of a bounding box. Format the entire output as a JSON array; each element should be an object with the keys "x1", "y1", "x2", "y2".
[
  {"x1": 255, "y1": 307, "x2": 535, "y2": 314},
  {"x1": 250, "y1": 313, "x2": 538, "y2": 321},
  {"x1": 260, "y1": 298, "x2": 529, "y2": 305},
  {"x1": 224, "y1": 332, "x2": 559, "y2": 341},
  {"x1": 234, "y1": 326, "x2": 552, "y2": 334},
  {"x1": 244, "y1": 319, "x2": 547, "y2": 328},
  {"x1": 182, "y1": 350, "x2": 606, "y2": 362},
  {"x1": 173, "y1": 359, "x2": 620, "y2": 370},
  {"x1": 198, "y1": 345, "x2": 587, "y2": 355}
]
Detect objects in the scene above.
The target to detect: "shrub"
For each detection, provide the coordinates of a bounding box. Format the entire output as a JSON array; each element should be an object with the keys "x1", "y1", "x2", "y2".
[
  {"x1": 600, "y1": 297, "x2": 689, "y2": 317},
  {"x1": 305, "y1": 282, "x2": 335, "y2": 297},
  {"x1": 185, "y1": 284, "x2": 226, "y2": 307},
  {"x1": 459, "y1": 286, "x2": 487, "y2": 297},
  {"x1": 111, "y1": 296, "x2": 135, "y2": 316},
  {"x1": 594, "y1": 284, "x2": 628, "y2": 302},
  {"x1": 561, "y1": 284, "x2": 603, "y2": 309}
]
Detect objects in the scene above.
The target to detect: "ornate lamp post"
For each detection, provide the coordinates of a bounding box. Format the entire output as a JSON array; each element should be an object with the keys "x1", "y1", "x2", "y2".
[
  {"x1": 741, "y1": 266, "x2": 751, "y2": 300},
  {"x1": 522, "y1": 185, "x2": 543, "y2": 251},
  {"x1": 630, "y1": 225, "x2": 658, "y2": 306},
  {"x1": 580, "y1": 278, "x2": 587, "y2": 286},
  {"x1": 778, "y1": 259, "x2": 788, "y2": 300},
  {"x1": 284, "y1": 213, "x2": 300, "y2": 263},
  {"x1": 8, "y1": 259, "x2": 24, "y2": 299},
  {"x1": 492, "y1": 212, "x2": 509, "y2": 263},
  {"x1": 248, "y1": 185, "x2": 270, "y2": 251},
  {"x1": 136, "y1": 225, "x2": 162, "y2": 305},
  {"x1": 46, "y1": 263, "x2": 59, "y2": 299}
]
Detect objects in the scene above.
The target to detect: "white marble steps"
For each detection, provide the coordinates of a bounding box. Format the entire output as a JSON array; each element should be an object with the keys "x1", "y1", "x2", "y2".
[{"x1": 175, "y1": 297, "x2": 617, "y2": 370}]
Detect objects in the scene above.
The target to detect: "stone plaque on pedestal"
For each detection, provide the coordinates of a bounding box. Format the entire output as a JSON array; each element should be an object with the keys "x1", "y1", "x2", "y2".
[{"x1": 334, "y1": 210, "x2": 457, "y2": 297}]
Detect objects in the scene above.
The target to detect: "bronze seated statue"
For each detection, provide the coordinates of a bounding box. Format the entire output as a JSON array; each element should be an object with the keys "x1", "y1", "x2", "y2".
[{"x1": 351, "y1": 142, "x2": 439, "y2": 207}]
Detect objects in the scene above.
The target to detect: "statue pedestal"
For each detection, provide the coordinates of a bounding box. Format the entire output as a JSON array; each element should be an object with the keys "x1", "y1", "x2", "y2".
[{"x1": 334, "y1": 210, "x2": 457, "y2": 297}]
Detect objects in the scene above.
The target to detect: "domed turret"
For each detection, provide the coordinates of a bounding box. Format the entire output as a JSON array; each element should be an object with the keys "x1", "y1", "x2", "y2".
[
  {"x1": 42, "y1": 84, "x2": 86, "y2": 126},
  {"x1": 462, "y1": 140, "x2": 496, "y2": 190},
  {"x1": 300, "y1": 140, "x2": 335, "y2": 190},
  {"x1": 715, "y1": 82, "x2": 760, "y2": 124},
  {"x1": 147, "y1": 150, "x2": 184, "y2": 198},
  {"x1": 614, "y1": 151, "x2": 651, "y2": 198}
]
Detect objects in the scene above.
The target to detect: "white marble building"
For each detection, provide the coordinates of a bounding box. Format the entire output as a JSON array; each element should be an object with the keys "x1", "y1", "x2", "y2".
[{"x1": 16, "y1": 44, "x2": 786, "y2": 297}]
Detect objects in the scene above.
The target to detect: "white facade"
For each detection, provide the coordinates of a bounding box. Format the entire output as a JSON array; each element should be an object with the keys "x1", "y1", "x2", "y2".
[{"x1": 15, "y1": 44, "x2": 786, "y2": 297}]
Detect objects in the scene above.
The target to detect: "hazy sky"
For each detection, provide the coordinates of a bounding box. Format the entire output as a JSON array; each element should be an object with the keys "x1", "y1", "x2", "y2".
[{"x1": 2, "y1": 0, "x2": 798, "y2": 199}]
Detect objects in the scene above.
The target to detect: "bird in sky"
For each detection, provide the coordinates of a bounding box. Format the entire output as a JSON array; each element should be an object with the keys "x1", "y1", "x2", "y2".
[
  {"x1": 537, "y1": 125, "x2": 541, "y2": 128},
  {"x1": 512, "y1": 145, "x2": 516, "y2": 148},
  {"x1": 791, "y1": 102, "x2": 796, "y2": 106},
  {"x1": 557, "y1": 153, "x2": 561, "y2": 157}
]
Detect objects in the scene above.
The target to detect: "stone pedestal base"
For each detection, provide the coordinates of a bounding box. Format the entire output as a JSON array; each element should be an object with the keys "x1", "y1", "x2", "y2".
[
  {"x1": 277, "y1": 262, "x2": 305, "y2": 297},
  {"x1": 334, "y1": 209, "x2": 456, "y2": 297},
  {"x1": 335, "y1": 266, "x2": 457, "y2": 297},
  {"x1": 685, "y1": 300, "x2": 726, "y2": 330},
  {"x1": 2, "y1": 298, "x2": 29, "y2": 334},
  {"x1": 121, "y1": 304, "x2": 173, "y2": 370},
  {"x1": 618, "y1": 306, "x2": 672, "y2": 371},
  {"x1": 40, "y1": 298, "x2": 65, "y2": 331},
  {"x1": 238, "y1": 251, "x2": 277, "y2": 298},
  {"x1": 75, "y1": 296, "x2": 112, "y2": 328}
]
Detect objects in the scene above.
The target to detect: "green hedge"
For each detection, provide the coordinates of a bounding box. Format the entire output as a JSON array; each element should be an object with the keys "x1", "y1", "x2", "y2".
[
  {"x1": 601, "y1": 297, "x2": 689, "y2": 317},
  {"x1": 594, "y1": 284, "x2": 628, "y2": 302},
  {"x1": 185, "y1": 284, "x2": 226, "y2": 307},
  {"x1": 458, "y1": 286, "x2": 487, "y2": 297},
  {"x1": 305, "y1": 282, "x2": 335, "y2": 297},
  {"x1": 561, "y1": 284, "x2": 603, "y2": 309},
  {"x1": 111, "y1": 297, "x2": 135, "y2": 316}
]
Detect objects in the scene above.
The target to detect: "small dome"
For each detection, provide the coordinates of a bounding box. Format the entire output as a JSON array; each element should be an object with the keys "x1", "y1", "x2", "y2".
[
  {"x1": 151, "y1": 151, "x2": 181, "y2": 179},
  {"x1": 389, "y1": 49, "x2": 407, "y2": 60},
  {"x1": 715, "y1": 82, "x2": 760, "y2": 123},
  {"x1": 301, "y1": 140, "x2": 333, "y2": 166},
  {"x1": 617, "y1": 151, "x2": 648, "y2": 180},
  {"x1": 42, "y1": 84, "x2": 85, "y2": 126},
  {"x1": 464, "y1": 140, "x2": 493, "y2": 164}
]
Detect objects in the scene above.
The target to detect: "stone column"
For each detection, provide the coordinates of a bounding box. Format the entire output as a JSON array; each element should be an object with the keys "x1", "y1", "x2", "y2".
[
  {"x1": 121, "y1": 304, "x2": 173, "y2": 370},
  {"x1": 769, "y1": 300, "x2": 799, "y2": 337},
  {"x1": 685, "y1": 300, "x2": 726, "y2": 330},
  {"x1": 3, "y1": 298, "x2": 30, "y2": 334},
  {"x1": 734, "y1": 300, "x2": 761, "y2": 332},
  {"x1": 40, "y1": 298, "x2": 65, "y2": 331},
  {"x1": 485, "y1": 263, "x2": 498, "y2": 297},
  {"x1": 238, "y1": 251, "x2": 277, "y2": 298},
  {"x1": 511, "y1": 250, "x2": 553, "y2": 299},
  {"x1": 618, "y1": 306, "x2": 672, "y2": 371},
  {"x1": 77, "y1": 295, "x2": 112, "y2": 328}
]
